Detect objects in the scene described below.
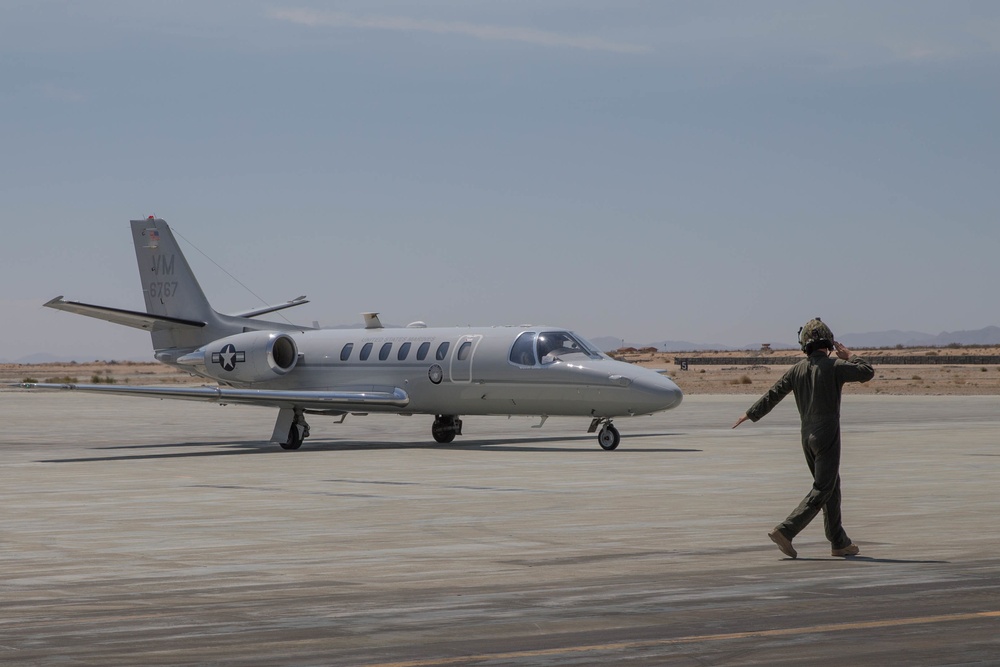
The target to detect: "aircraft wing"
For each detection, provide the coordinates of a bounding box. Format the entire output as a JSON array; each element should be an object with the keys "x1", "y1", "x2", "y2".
[
  {"x1": 15, "y1": 382, "x2": 409, "y2": 411},
  {"x1": 44, "y1": 297, "x2": 205, "y2": 331}
]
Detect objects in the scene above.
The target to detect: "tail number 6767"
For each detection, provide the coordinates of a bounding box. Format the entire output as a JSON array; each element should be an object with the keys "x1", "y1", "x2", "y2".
[{"x1": 149, "y1": 282, "x2": 178, "y2": 298}]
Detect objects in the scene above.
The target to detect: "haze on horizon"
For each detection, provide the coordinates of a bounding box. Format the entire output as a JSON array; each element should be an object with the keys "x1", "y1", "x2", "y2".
[{"x1": 2, "y1": 2, "x2": 998, "y2": 362}]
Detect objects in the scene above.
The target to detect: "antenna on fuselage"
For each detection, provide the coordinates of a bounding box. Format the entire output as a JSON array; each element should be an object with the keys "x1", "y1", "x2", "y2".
[{"x1": 363, "y1": 313, "x2": 383, "y2": 329}]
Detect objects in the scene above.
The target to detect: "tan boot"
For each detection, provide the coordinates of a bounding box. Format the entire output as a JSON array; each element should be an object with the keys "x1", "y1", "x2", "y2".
[
  {"x1": 832, "y1": 543, "x2": 860, "y2": 557},
  {"x1": 768, "y1": 529, "x2": 797, "y2": 559}
]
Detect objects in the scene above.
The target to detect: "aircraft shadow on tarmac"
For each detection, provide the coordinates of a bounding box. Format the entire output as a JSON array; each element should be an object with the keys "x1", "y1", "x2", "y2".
[
  {"x1": 786, "y1": 556, "x2": 950, "y2": 564},
  {"x1": 39, "y1": 433, "x2": 700, "y2": 463}
]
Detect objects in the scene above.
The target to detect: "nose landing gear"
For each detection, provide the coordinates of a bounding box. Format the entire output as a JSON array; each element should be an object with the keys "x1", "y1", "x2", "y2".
[{"x1": 589, "y1": 418, "x2": 621, "y2": 450}]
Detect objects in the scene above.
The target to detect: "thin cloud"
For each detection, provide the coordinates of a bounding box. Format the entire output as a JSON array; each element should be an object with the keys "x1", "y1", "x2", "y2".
[{"x1": 271, "y1": 8, "x2": 652, "y2": 55}]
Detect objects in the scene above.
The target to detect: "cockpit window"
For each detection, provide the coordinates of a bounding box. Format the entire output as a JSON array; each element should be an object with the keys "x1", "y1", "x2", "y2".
[
  {"x1": 509, "y1": 332, "x2": 537, "y2": 366},
  {"x1": 570, "y1": 332, "x2": 605, "y2": 358},
  {"x1": 536, "y1": 331, "x2": 603, "y2": 364}
]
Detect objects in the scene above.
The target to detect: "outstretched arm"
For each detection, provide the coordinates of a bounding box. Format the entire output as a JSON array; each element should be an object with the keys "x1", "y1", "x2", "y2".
[{"x1": 740, "y1": 365, "x2": 795, "y2": 425}]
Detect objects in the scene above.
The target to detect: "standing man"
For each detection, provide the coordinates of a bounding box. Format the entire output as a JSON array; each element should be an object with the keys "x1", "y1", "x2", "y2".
[{"x1": 733, "y1": 318, "x2": 874, "y2": 559}]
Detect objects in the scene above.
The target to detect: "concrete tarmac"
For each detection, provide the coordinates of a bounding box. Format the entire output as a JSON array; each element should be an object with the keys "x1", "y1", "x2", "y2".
[{"x1": 1, "y1": 391, "x2": 998, "y2": 665}]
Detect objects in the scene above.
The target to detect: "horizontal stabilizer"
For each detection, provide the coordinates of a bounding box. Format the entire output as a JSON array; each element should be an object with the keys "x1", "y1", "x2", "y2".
[
  {"x1": 14, "y1": 382, "x2": 410, "y2": 411},
  {"x1": 44, "y1": 297, "x2": 206, "y2": 331},
  {"x1": 230, "y1": 296, "x2": 309, "y2": 320}
]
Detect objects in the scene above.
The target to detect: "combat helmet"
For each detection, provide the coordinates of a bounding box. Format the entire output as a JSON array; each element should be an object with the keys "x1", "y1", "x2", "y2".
[{"x1": 798, "y1": 317, "x2": 834, "y2": 352}]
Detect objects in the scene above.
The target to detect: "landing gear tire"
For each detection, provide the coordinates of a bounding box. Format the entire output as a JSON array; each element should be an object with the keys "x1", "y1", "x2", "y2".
[
  {"x1": 598, "y1": 424, "x2": 621, "y2": 451},
  {"x1": 281, "y1": 423, "x2": 304, "y2": 450},
  {"x1": 432, "y1": 426, "x2": 456, "y2": 444},
  {"x1": 432, "y1": 415, "x2": 462, "y2": 444},
  {"x1": 280, "y1": 412, "x2": 310, "y2": 450}
]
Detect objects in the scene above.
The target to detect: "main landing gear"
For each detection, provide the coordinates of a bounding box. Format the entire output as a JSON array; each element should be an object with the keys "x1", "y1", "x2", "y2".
[
  {"x1": 589, "y1": 418, "x2": 621, "y2": 451},
  {"x1": 281, "y1": 409, "x2": 311, "y2": 450},
  {"x1": 432, "y1": 415, "x2": 463, "y2": 444}
]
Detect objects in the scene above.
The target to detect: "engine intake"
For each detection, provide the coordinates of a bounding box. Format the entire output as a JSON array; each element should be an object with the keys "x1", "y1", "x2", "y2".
[{"x1": 196, "y1": 331, "x2": 299, "y2": 384}]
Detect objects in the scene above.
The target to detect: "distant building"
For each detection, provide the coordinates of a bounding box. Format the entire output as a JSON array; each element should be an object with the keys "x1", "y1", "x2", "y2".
[{"x1": 760, "y1": 343, "x2": 773, "y2": 355}]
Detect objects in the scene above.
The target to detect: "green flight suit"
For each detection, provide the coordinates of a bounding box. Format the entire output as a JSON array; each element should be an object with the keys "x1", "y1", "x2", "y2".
[{"x1": 746, "y1": 350, "x2": 875, "y2": 549}]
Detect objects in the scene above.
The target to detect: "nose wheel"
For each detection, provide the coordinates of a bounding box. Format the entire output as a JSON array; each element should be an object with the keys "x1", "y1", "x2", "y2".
[
  {"x1": 597, "y1": 423, "x2": 621, "y2": 450},
  {"x1": 589, "y1": 418, "x2": 621, "y2": 450}
]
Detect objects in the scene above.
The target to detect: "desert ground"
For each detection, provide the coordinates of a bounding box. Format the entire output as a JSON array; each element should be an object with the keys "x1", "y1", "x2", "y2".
[
  {"x1": 628, "y1": 346, "x2": 1000, "y2": 395},
  {"x1": 4, "y1": 345, "x2": 1000, "y2": 396}
]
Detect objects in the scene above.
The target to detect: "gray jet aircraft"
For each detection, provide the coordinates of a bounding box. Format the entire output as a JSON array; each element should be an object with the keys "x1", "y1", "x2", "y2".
[{"x1": 23, "y1": 218, "x2": 683, "y2": 450}]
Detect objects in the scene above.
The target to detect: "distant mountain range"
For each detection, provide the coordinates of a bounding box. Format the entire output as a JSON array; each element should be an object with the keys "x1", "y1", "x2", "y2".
[
  {"x1": 591, "y1": 325, "x2": 1000, "y2": 353},
  {"x1": 6, "y1": 326, "x2": 1000, "y2": 364},
  {"x1": 837, "y1": 326, "x2": 1000, "y2": 349}
]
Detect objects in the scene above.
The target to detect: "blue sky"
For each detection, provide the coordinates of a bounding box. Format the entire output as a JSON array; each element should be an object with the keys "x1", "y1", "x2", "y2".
[{"x1": 3, "y1": 1, "x2": 999, "y2": 360}]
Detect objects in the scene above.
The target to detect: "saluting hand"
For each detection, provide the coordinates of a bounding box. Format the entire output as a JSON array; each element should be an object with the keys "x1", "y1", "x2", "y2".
[{"x1": 834, "y1": 341, "x2": 852, "y2": 360}]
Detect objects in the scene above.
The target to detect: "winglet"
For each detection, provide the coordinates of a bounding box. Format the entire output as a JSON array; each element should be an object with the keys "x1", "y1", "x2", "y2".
[{"x1": 363, "y1": 312, "x2": 383, "y2": 329}]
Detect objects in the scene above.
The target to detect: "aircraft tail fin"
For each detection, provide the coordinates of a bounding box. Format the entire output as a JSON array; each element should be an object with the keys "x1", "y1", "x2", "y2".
[
  {"x1": 130, "y1": 217, "x2": 225, "y2": 351},
  {"x1": 131, "y1": 218, "x2": 213, "y2": 319}
]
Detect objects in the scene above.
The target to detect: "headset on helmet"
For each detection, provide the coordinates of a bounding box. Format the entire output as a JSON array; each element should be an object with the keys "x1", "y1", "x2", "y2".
[{"x1": 798, "y1": 317, "x2": 835, "y2": 352}]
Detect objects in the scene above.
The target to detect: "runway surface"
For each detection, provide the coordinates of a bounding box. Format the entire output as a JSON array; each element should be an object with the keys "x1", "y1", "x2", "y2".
[{"x1": 1, "y1": 391, "x2": 998, "y2": 665}]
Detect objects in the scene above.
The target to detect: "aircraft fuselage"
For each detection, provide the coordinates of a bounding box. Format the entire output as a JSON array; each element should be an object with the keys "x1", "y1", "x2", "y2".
[{"x1": 174, "y1": 325, "x2": 682, "y2": 419}]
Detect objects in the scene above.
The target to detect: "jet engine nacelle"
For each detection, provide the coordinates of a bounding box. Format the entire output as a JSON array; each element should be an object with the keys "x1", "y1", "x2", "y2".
[{"x1": 196, "y1": 330, "x2": 299, "y2": 384}]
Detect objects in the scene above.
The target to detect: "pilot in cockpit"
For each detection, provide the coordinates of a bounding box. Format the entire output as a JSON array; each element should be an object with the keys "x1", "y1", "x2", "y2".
[
  {"x1": 516, "y1": 331, "x2": 601, "y2": 367},
  {"x1": 536, "y1": 336, "x2": 554, "y2": 363},
  {"x1": 537, "y1": 333, "x2": 567, "y2": 364}
]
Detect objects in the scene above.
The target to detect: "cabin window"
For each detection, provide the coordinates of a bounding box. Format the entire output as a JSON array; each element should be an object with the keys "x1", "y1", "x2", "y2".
[
  {"x1": 360, "y1": 342, "x2": 373, "y2": 361},
  {"x1": 457, "y1": 341, "x2": 472, "y2": 361},
  {"x1": 435, "y1": 341, "x2": 450, "y2": 361},
  {"x1": 509, "y1": 332, "x2": 537, "y2": 366},
  {"x1": 340, "y1": 343, "x2": 354, "y2": 361},
  {"x1": 398, "y1": 342, "x2": 411, "y2": 361},
  {"x1": 379, "y1": 342, "x2": 393, "y2": 361},
  {"x1": 416, "y1": 342, "x2": 431, "y2": 361}
]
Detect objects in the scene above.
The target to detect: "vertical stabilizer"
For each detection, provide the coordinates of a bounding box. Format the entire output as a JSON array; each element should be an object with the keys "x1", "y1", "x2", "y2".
[{"x1": 131, "y1": 218, "x2": 220, "y2": 351}]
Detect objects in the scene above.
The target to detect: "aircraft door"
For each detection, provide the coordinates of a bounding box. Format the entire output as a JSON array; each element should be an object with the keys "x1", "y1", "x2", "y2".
[{"x1": 449, "y1": 334, "x2": 482, "y2": 383}]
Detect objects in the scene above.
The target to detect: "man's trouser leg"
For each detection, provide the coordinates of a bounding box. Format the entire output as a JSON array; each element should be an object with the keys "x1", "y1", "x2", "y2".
[
  {"x1": 777, "y1": 424, "x2": 848, "y2": 547},
  {"x1": 821, "y1": 474, "x2": 850, "y2": 548}
]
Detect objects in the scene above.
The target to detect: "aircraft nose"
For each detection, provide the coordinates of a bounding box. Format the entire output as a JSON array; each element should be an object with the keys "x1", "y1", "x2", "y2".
[{"x1": 632, "y1": 371, "x2": 683, "y2": 412}]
